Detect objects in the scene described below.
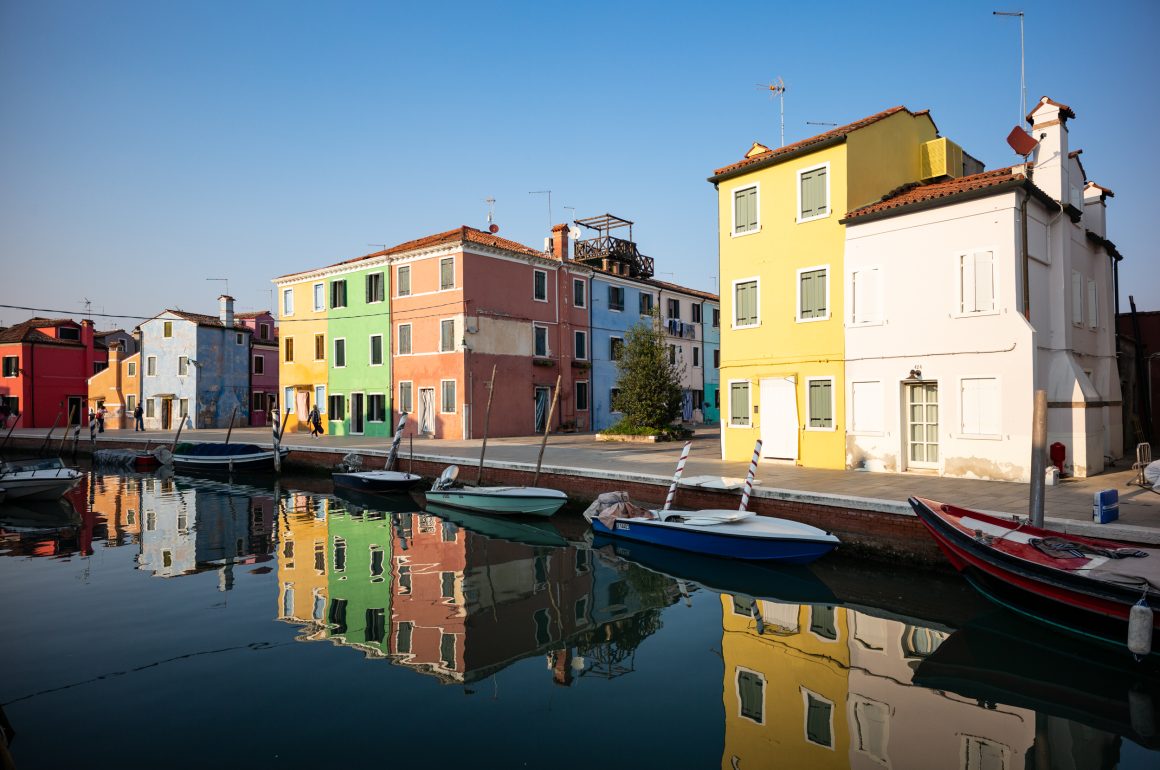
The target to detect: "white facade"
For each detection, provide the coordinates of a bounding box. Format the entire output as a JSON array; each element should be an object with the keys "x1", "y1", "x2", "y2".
[{"x1": 842, "y1": 97, "x2": 1121, "y2": 480}]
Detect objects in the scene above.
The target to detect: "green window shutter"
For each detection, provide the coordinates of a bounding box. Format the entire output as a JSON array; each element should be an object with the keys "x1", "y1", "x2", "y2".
[
  {"x1": 809, "y1": 381, "x2": 832, "y2": 427},
  {"x1": 800, "y1": 269, "x2": 827, "y2": 318},
  {"x1": 730, "y1": 382, "x2": 750, "y2": 424},
  {"x1": 800, "y1": 167, "x2": 827, "y2": 219},
  {"x1": 734, "y1": 187, "x2": 758, "y2": 233}
]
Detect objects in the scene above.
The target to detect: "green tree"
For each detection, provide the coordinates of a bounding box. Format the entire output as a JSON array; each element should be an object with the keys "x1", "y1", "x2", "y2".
[{"x1": 611, "y1": 312, "x2": 683, "y2": 431}]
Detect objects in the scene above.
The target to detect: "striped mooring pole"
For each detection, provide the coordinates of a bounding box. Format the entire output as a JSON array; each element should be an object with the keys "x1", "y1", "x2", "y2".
[
  {"x1": 662, "y1": 441, "x2": 693, "y2": 512},
  {"x1": 739, "y1": 439, "x2": 763, "y2": 512}
]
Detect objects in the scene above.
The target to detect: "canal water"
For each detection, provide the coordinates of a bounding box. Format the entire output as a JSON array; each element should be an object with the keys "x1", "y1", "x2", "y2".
[{"x1": 1, "y1": 471, "x2": 1158, "y2": 770}]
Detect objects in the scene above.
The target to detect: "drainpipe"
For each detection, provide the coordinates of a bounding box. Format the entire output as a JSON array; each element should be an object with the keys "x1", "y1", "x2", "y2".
[{"x1": 1020, "y1": 187, "x2": 1031, "y2": 320}]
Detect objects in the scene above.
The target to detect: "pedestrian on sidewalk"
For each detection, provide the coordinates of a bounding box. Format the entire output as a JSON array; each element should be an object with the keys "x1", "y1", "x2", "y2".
[
  {"x1": 308, "y1": 404, "x2": 324, "y2": 437},
  {"x1": 134, "y1": 403, "x2": 144, "y2": 431},
  {"x1": 97, "y1": 406, "x2": 106, "y2": 433}
]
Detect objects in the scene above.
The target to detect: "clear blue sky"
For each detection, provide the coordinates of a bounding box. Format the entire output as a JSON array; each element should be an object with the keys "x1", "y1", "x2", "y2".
[{"x1": 1, "y1": 0, "x2": 1156, "y2": 329}]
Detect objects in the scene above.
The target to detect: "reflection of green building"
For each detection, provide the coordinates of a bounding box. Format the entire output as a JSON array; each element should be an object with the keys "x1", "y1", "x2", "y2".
[
  {"x1": 327, "y1": 262, "x2": 392, "y2": 437},
  {"x1": 325, "y1": 510, "x2": 394, "y2": 656}
]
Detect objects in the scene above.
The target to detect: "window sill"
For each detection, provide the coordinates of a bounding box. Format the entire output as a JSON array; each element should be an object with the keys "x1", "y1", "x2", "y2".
[
  {"x1": 953, "y1": 310, "x2": 1000, "y2": 319},
  {"x1": 730, "y1": 228, "x2": 761, "y2": 239},
  {"x1": 732, "y1": 323, "x2": 760, "y2": 330},
  {"x1": 796, "y1": 211, "x2": 831, "y2": 224},
  {"x1": 954, "y1": 433, "x2": 1003, "y2": 441},
  {"x1": 796, "y1": 315, "x2": 830, "y2": 324},
  {"x1": 847, "y1": 320, "x2": 885, "y2": 328},
  {"x1": 728, "y1": 422, "x2": 752, "y2": 429},
  {"x1": 804, "y1": 426, "x2": 836, "y2": 432}
]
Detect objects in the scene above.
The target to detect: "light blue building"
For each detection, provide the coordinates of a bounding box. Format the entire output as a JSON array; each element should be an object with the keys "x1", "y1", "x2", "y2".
[
  {"x1": 701, "y1": 299, "x2": 721, "y2": 424},
  {"x1": 138, "y1": 296, "x2": 252, "y2": 430}
]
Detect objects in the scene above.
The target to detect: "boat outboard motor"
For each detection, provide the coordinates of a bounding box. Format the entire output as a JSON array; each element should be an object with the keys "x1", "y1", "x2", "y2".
[{"x1": 432, "y1": 465, "x2": 460, "y2": 491}]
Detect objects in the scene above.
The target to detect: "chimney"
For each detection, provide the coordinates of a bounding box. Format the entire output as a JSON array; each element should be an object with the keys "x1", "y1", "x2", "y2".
[
  {"x1": 219, "y1": 295, "x2": 235, "y2": 329},
  {"x1": 80, "y1": 319, "x2": 95, "y2": 377},
  {"x1": 1027, "y1": 96, "x2": 1074, "y2": 205},
  {"x1": 551, "y1": 223, "x2": 569, "y2": 261}
]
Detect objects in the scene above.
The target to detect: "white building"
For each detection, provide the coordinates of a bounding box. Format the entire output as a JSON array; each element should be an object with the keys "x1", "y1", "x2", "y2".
[{"x1": 841, "y1": 96, "x2": 1122, "y2": 480}]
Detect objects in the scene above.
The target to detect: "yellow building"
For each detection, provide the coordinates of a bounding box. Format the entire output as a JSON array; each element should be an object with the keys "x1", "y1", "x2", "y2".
[
  {"x1": 720, "y1": 596, "x2": 851, "y2": 769},
  {"x1": 272, "y1": 271, "x2": 330, "y2": 433},
  {"x1": 276, "y1": 492, "x2": 331, "y2": 639},
  {"x1": 709, "y1": 108, "x2": 943, "y2": 466}
]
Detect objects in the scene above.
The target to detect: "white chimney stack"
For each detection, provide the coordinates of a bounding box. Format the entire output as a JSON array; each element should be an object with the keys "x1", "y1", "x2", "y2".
[{"x1": 219, "y1": 294, "x2": 235, "y2": 328}]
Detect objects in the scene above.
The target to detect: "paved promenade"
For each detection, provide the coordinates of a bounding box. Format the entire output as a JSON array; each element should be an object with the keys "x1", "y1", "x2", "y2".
[{"x1": 8, "y1": 425, "x2": 1159, "y2": 541}]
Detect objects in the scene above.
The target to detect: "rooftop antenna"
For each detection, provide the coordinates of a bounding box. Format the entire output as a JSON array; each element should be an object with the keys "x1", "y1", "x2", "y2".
[
  {"x1": 563, "y1": 205, "x2": 575, "y2": 222},
  {"x1": 206, "y1": 277, "x2": 229, "y2": 296},
  {"x1": 485, "y1": 196, "x2": 498, "y2": 233},
  {"x1": 993, "y1": 11, "x2": 1026, "y2": 125},
  {"x1": 528, "y1": 190, "x2": 552, "y2": 231},
  {"x1": 756, "y1": 77, "x2": 787, "y2": 147},
  {"x1": 81, "y1": 298, "x2": 92, "y2": 320},
  {"x1": 806, "y1": 121, "x2": 837, "y2": 127}
]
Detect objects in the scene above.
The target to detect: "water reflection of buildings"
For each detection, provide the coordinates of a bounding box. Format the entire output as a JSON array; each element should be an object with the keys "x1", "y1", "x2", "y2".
[
  {"x1": 275, "y1": 493, "x2": 332, "y2": 642},
  {"x1": 719, "y1": 597, "x2": 1036, "y2": 770}
]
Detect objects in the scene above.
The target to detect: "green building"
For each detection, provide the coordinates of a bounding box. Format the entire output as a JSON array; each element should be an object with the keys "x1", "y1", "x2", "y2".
[
  {"x1": 324, "y1": 509, "x2": 394, "y2": 656},
  {"x1": 326, "y1": 261, "x2": 393, "y2": 437}
]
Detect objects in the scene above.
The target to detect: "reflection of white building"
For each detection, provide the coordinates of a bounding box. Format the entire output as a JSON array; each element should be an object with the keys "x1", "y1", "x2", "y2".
[{"x1": 136, "y1": 481, "x2": 196, "y2": 578}]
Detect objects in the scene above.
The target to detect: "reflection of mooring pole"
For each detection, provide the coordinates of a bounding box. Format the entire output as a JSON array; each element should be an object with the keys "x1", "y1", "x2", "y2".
[{"x1": 533, "y1": 375, "x2": 562, "y2": 487}]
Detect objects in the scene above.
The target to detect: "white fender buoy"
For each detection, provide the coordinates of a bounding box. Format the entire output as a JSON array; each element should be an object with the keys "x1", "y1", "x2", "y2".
[{"x1": 1128, "y1": 599, "x2": 1154, "y2": 656}]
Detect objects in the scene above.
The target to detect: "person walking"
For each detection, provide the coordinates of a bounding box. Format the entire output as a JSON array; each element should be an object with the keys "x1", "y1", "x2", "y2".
[
  {"x1": 308, "y1": 404, "x2": 323, "y2": 437},
  {"x1": 133, "y1": 403, "x2": 144, "y2": 431},
  {"x1": 97, "y1": 406, "x2": 106, "y2": 433}
]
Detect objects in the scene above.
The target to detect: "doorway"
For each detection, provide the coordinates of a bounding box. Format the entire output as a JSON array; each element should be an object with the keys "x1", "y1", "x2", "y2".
[
  {"x1": 418, "y1": 388, "x2": 436, "y2": 435},
  {"x1": 295, "y1": 391, "x2": 310, "y2": 428},
  {"x1": 350, "y1": 393, "x2": 365, "y2": 435},
  {"x1": 67, "y1": 396, "x2": 84, "y2": 426},
  {"x1": 534, "y1": 386, "x2": 550, "y2": 433},
  {"x1": 161, "y1": 397, "x2": 173, "y2": 431},
  {"x1": 759, "y1": 377, "x2": 798, "y2": 460},
  {"x1": 906, "y1": 382, "x2": 939, "y2": 469}
]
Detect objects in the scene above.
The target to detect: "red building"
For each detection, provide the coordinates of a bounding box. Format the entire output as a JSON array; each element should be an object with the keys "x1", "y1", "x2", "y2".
[
  {"x1": 236, "y1": 310, "x2": 279, "y2": 426},
  {"x1": 0, "y1": 317, "x2": 105, "y2": 428}
]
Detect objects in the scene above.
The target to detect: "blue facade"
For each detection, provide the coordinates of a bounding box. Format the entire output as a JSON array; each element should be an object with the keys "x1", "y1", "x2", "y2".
[
  {"x1": 701, "y1": 300, "x2": 720, "y2": 424},
  {"x1": 590, "y1": 275, "x2": 658, "y2": 431}
]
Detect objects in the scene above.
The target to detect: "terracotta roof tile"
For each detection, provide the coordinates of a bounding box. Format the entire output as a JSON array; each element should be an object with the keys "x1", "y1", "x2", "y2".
[
  {"x1": 588, "y1": 267, "x2": 718, "y2": 302},
  {"x1": 162, "y1": 309, "x2": 250, "y2": 331},
  {"x1": 234, "y1": 310, "x2": 272, "y2": 319},
  {"x1": 711, "y1": 106, "x2": 913, "y2": 178},
  {"x1": 844, "y1": 166, "x2": 1025, "y2": 221},
  {"x1": 0, "y1": 319, "x2": 83, "y2": 346}
]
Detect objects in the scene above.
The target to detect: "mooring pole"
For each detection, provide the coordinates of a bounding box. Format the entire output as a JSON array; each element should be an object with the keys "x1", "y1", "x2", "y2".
[
  {"x1": 1029, "y1": 389, "x2": 1047, "y2": 527},
  {"x1": 40, "y1": 410, "x2": 62, "y2": 454},
  {"x1": 532, "y1": 374, "x2": 562, "y2": 487},
  {"x1": 62, "y1": 405, "x2": 77, "y2": 457},
  {"x1": 477, "y1": 364, "x2": 498, "y2": 484},
  {"x1": 271, "y1": 408, "x2": 282, "y2": 474},
  {"x1": 224, "y1": 406, "x2": 238, "y2": 445},
  {"x1": 0, "y1": 411, "x2": 21, "y2": 457}
]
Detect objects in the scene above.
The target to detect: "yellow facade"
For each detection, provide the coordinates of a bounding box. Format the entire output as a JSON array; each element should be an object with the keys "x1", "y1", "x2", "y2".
[
  {"x1": 276, "y1": 493, "x2": 331, "y2": 637},
  {"x1": 719, "y1": 596, "x2": 851, "y2": 769},
  {"x1": 274, "y1": 275, "x2": 329, "y2": 432},
  {"x1": 712, "y1": 110, "x2": 939, "y2": 466}
]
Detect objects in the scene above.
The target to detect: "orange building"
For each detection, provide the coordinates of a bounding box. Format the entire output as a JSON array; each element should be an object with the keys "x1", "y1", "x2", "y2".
[{"x1": 87, "y1": 343, "x2": 140, "y2": 429}]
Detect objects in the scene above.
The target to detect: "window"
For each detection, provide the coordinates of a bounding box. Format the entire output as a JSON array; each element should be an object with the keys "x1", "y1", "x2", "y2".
[
  {"x1": 639, "y1": 292, "x2": 653, "y2": 316},
  {"x1": 963, "y1": 737, "x2": 1008, "y2": 770},
  {"x1": 178, "y1": 398, "x2": 188, "y2": 418},
  {"x1": 807, "y1": 378, "x2": 833, "y2": 429},
  {"x1": 1071, "y1": 270, "x2": 1083, "y2": 325},
  {"x1": 146, "y1": 356, "x2": 157, "y2": 376},
  {"x1": 369, "y1": 334, "x2": 383, "y2": 366},
  {"x1": 534, "y1": 324, "x2": 549, "y2": 357},
  {"x1": 253, "y1": 355, "x2": 264, "y2": 375},
  {"x1": 574, "y1": 330, "x2": 587, "y2": 360},
  {"x1": 313, "y1": 282, "x2": 325, "y2": 311},
  {"x1": 440, "y1": 632, "x2": 456, "y2": 668},
  {"x1": 366, "y1": 273, "x2": 384, "y2": 303},
  {"x1": 734, "y1": 279, "x2": 758, "y2": 327},
  {"x1": 367, "y1": 394, "x2": 386, "y2": 422},
  {"x1": 713, "y1": 349, "x2": 720, "y2": 369},
  {"x1": 314, "y1": 334, "x2": 325, "y2": 360},
  {"x1": 1086, "y1": 280, "x2": 1098, "y2": 329},
  {"x1": 399, "y1": 381, "x2": 413, "y2": 414},
  {"x1": 127, "y1": 361, "x2": 136, "y2": 377},
  {"x1": 330, "y1": 280, "x2": 348, "y2": 309},
  {"x1": 282, "y1": 288, "x2": 293, "y2": 315},
  {"x1": 441, "y1": 380, "x2": 456, "y2": 413},
  {"x1": 284, "y1": 338, "x2": 294, "y2": 363},
  {"x1": 533, "y1": 269, "x2": 548, "y2": 302},
  {"x1": 733, "y1": 185, "x2": 759, "y2": 234},
  {"x1": 285, "y1": 387, "x2": 294, "y2": 414},
  {"x1": 798, "y1": 267, "x2": 829, "y2": 321},
  {"x1": 259, "y1": 323, "x2": 269, "y2": 340},
  {"x1": 329, "y1": 395, "x2": 345, "y2": 420},
  {"x1": 397, "y1": 621, "x2": 414, "y2": 653},
  {"x1": 146, "y1": 399, "x2": 155, "y2": 418},
  {"x1": 58, "y1": 326, "x2": 79, "y2": 340},
  {"x1": 737, "y1": 669, "x2": 764, "y2": 723},
  {"x1": 798, "y1": 164, "x2": 829, "y2": 222},
  {"x1": 692, "y1": 347, "x2": 700, "y2": 367},
  {"x1": 441, "y1": 571, "x2": 456, "y2": 600},
  {"x1": 2, "y1": 357, "x2": 17, "y2": 377},
  {"x1": 610, "y1": 337, "x2": 624, "y2": 361},
  {"x1": 804, "y1": 691, "x2": 834, "y2": 747},
  {"x1": 252, "y1": 392, "x2": 264, "y2": 411},
  {"x1": 810, "y1": 604, "x2": 838, "y2": 639},
  {"x1": 333, "y1": 537, "x2": 347, "y2": 572},
  {"x1": 712, "y1": 307, "x2": 719, "y2": 327},
  {"x1": 691, "y1": 304, "x2": 702, "y2": 323},
  {"x1": 236, "y1": 332, "x2": 244, "y2": 345},
  {"x1": 850, "y1": 381, "x2": 883, "y2": 434},
  {"x1": 398, "y1": 324, "x2": 412, "y2": 355},
  {"x1": 178, "y1": 356, "x2": 189, "y2": 376},
  {"x1": 851, "y1": 267, "x2": 882, "y2": 324},
  {"x1": 315, "y1": 385, "x2": 326, "y2": 414},
  {"x1": 667, "y1": 298, "x2": 681, "y2": 320},
  {"x1": 573, "y1": 279, "x2": 586, "y2": 308},
  {"x1": 730, "y1": 381, "x2": 750, "y2": 426},
  {"x1": 576, "y1": 381, "x2": 589, "y2": 411},
  {"x1": 397, "y1": 265, "x2": 411, "y2": 297},
  {"x1": 960, "y1": 377, "x2": 1000, "y2": 437},
  {"x1": 668, "y1": 344, "x2": 677, "y2": 364},
  {"x1": 959, "y1": 252, "x2": 996, "y2": 314},
  {"x1": 333, "y1": 338, "x2": 346, "y2": 368},
  {"x1": 163, "y1": 321, "x2": 173, "y2": 338},
  {"x1": 440, "y1": 257, "x2": 454, "y2": 290},
  {"x1": 608, "y1": 285, "x2": 624, "y2": 311},
  {"x1": 440, "y1": 319, "x2": 455, "y2": 352},
  {"x1": 126, "y1": 395, "x2": 136, "y2": 412}
]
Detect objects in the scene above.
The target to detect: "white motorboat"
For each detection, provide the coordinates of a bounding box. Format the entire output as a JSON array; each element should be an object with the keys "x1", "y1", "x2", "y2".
[
  {"x1": 0, "y1": 458, "x2": 83, "y2": 501},
  {"x1": 423, "y1": 466, "x2": 567, "y2": 518},
  {"x1": 332, "y1": 415, "x2": 423, "y2": 493}
]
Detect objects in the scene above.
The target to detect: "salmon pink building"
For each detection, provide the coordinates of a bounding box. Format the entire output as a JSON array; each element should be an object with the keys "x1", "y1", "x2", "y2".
[{"x1": 0, "y1": 317, "x2": 104, "y2": 428}]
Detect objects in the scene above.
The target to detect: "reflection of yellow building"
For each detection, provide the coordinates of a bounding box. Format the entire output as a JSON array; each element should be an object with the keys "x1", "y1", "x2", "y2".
[
  {"x1": 272, "y1": 271, "x2": 329, "y2": 432},
  {"x1": 90, "y1": 474, "x2": 143, "y2": 545},
  {"x1": 720, "y1": 596, "x2": 850, "y2": 769},
  {"x1": 276, "y1": 493, "x2": 331, "y2": 639}
]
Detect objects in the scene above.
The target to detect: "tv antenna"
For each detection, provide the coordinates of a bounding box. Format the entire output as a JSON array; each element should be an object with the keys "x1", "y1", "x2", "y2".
[
  {"x1": 993, "y1": 11, "x2": 1026, "y2": 125},
  {"x1": 806, "y1": 121, "x2": 837, "y2": 127},
  {"x1": 756, "y1": 77, "x2": 787, "y2": 147},
  {"x1": 81, "y1": 297, "x2": 92, "y2": 320},
  {"x1": 206, "y1": 277, "x2": 229, "y2": 296},
  {"x1": 485, "y1": 196, "x2": 499, "y2": 233},
  {"x1": 528, "y1": 190, "x2": 552, "y2": 231}
]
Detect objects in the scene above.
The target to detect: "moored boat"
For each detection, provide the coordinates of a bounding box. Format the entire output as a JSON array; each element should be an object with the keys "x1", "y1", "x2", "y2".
[
  {"x1": 332, "y1": 415, "x2": 424, "y2": 493},
  {"x1": 0, "y1": 458, "x2": 83, "y2": 501},
  {"x1": 172, "y1": 443, "x2": 288, "y2": 473},
  {"x1": 425, "y1": 501, "x2": 568, "y2": 547},
  {"x1": 909, "y1": 495, "x2": 1160, "y2": 655},
  {"x1": 423, "y1": 466, "x2": 567, "y2": 517}
]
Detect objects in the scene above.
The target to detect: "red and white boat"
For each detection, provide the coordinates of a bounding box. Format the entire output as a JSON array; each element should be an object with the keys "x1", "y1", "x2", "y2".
[{"x1": 909, "y1": 496, "x2": 1159, "y2": 655}]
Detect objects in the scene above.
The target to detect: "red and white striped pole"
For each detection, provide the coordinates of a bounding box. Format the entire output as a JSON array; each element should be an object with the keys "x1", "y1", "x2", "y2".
[
  {"x1": 663, "y1": 441, "x2": 693, "y2": 512},
  {"x1": 739, "y1": 439, "x2": 762, "y2": 512}
]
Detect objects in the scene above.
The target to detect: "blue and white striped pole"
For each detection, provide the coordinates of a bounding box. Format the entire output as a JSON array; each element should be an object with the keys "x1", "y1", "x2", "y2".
[{"x1": 739, "y1": 440, "x2": 762, "y2": 512}]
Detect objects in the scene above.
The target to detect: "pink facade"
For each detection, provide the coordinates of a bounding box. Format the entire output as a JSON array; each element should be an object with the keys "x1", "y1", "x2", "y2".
[
  {"x1": 237, "y1": 311, "x2": 279, "y2": 426},
  {"x1": 0, "y1": 318, "x2": 102, "y2": 428}
]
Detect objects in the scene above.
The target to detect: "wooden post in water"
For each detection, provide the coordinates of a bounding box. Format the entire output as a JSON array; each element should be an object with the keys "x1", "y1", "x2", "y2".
[
  {"x1": 0, "y1": 411, "x2": 21, "y2": 457},
  {"x1": 39, "y1": 410, "x2": 63, "y2": 454},
  {"x1": 61, "y1": 405, "x2": 77, "y2": 457},
  {"x1": 224, "y1": 406, "x2": 238, "y2": 446},
  {"x1": 71, "y1": 409, "x2": 82, "y2": 459},
  {"x1": 1029, "y1": 389, "x2": 1047, "y2": 527},
  {"x1": 409, "y1": 434, "x2": 413, "y2": 475},
  {"x1": 170, "y1": 410, "x2": 186, "y2": 453},
  {"x1": 532, "y1": 374, "x2": 562, "y2": 487},
  {"x1": 477, "y1": 364, "x2": 498, "y2": 484},
  {"x1": 271, "y1": 408, "x2": 282, "y2": 474}
]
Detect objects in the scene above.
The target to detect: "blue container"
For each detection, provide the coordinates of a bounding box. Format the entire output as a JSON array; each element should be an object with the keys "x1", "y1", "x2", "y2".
[{"x1": 1093, "y1": 489, "x2": 1119, "y2": 524}]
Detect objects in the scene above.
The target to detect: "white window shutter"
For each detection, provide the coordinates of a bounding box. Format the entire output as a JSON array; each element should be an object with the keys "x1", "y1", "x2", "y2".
[
  {"x1": 1087, "y1": 280, "x2": 1098, "y2": 329},
  {"x1": 973, "y1": 252, "x2": 994, "y2": 312},
  {"x1": 1071, "y1": 272, "x2": 1084, "y2": 325}
]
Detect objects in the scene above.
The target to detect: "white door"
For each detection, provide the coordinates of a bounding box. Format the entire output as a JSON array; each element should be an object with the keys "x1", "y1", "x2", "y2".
[
  {"x1": 760, "y1": 377, "x2": 798, "y2": 460},
  {"x1": 418, "y1": 388, "x2": 436, "y2": 435},
  {"x1": 906, "y1": 382, "x2": 939, "y2": 469}
]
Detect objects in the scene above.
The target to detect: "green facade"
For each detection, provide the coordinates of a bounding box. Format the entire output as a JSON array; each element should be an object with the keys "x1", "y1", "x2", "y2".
[
  {"x1": 327, "y1": 264, "x2": 393, "y2": 437},
  {"x1": 324, "y1": 509, "x2": 394, "y2": 655}
]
